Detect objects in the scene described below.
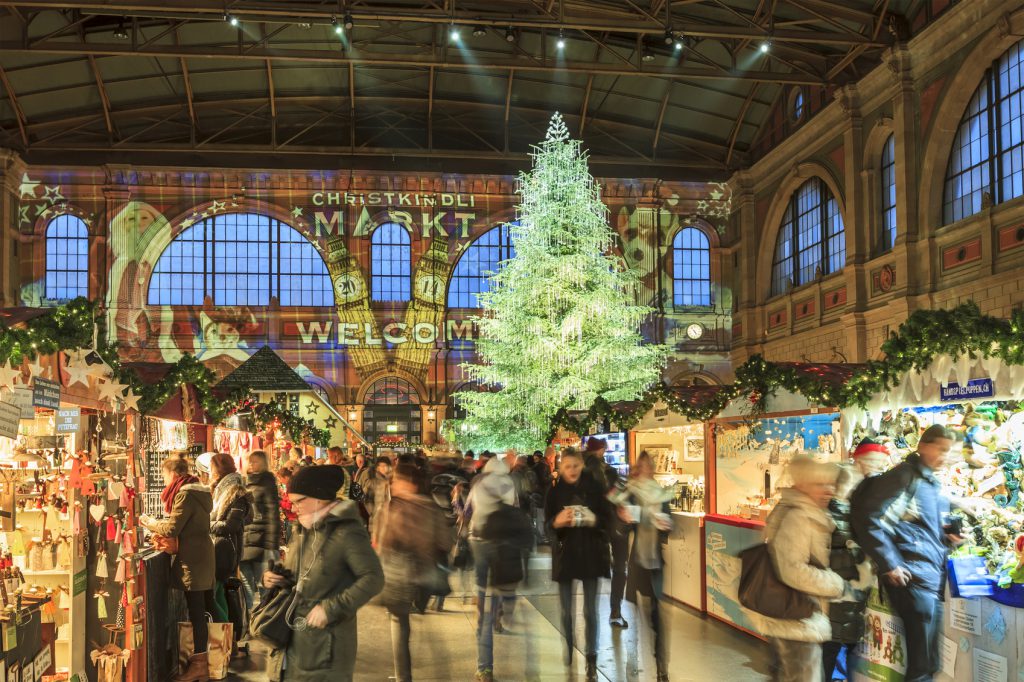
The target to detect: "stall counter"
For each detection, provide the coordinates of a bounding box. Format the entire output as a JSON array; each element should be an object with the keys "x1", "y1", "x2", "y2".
[{"x1": 663, "y1": 512, "x2": 704, "y2": 611}]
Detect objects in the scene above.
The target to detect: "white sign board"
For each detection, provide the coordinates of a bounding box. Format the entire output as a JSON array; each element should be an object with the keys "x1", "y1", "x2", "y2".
[
  {"x1": 949, "y1": 597, "x2": 982, "y2": 635},
  {"x1": 0, "y1": 402, "x2": 20, "y2": 440}
]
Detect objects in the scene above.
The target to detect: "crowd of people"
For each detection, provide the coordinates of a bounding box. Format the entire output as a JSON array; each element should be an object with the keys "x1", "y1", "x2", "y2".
[{"x1": 136, "y1": 424, "x2": 968, "y2": 682}]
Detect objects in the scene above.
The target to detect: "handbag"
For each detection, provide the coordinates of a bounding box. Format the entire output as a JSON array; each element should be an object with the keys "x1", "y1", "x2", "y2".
[
  {"x1": 213, "y1": 535, "x2": 237, "y2": 582},
  {"x1": 179, "y1": 619, "x2": 233, "y2": 680},
  {"x1": 450, "y1": 537, "x2": 473, "y2": 570},
  {"x1": 378, "y1": 551, "x2": 419, "y2": 614},
  {"x1": 420, "y1": 562, "x2": 451, "y2": 597},
  {"x1": 248, "y1": 582, "x2": 298, "y2": 650},
  {"x1": 738, "y1": 542, "x2": 817, "y2": 620}
]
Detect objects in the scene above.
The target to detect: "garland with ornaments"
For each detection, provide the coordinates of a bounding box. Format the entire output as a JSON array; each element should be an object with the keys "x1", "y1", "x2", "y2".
[
  {"x1": 0, "y1": 298, "x2": 330, "y2": 447},
  {"x1": 548, "y1": 301, "x2": 1024, "y2": 438}
]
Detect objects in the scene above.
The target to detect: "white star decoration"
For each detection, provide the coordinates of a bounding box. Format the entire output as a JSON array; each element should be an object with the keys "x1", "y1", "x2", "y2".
[
  {"x1": 121, "y1": 388, "x2": 141, "y2": 412},
  {"x1": 25, "y1": 358, "x2": 46, "y2": 380},
  {"x1": 291, "y1": 206, "x2": 304, "y2": 218},
  {"x1": 63, "y1": 352, "x2": 92, "y2": 388},
  {"x1": 0, "y1": 361, "x2": 21, "y2": 392},
  {"x1": 179, "y1": 216, "x2": 196, "y2": 229},
  {"x1": 209, "y1": 200, "x2": 226, "y2": 214},
  {"x1": 18, "y1": 173, "x2": 39, "y2": 199},
  {"x1": 97, "y1": 379, "x2": 127, "y2": 404},
  {"x1": 43, "y1": 185, "x2": 64, "y2": 203}
]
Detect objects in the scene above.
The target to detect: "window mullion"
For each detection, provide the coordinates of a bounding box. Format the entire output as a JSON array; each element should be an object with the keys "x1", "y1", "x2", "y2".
[
  {"x1": 790, "y1": 195, "x2": 799, "y2": 287},
  {"x1": 820, "y1": 179, "x2": 829, "y2": 276},
  {"x1": 989, "y1": 67, "x2": 1000, "y2": 205}
]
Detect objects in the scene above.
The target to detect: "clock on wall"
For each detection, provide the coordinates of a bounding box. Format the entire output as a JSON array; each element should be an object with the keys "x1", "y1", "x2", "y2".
[{"x1": 685, "y1": 323, "x2": 704, "y2": 340}]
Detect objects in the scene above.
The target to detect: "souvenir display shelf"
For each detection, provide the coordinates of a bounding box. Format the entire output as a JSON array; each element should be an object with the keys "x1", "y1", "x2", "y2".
[
  {"x1": 1, "y1": 412, "x2": 88, "y2": 678},
  {"x1": 585, "y1": 431, "x2": 628, "y2": 478}
]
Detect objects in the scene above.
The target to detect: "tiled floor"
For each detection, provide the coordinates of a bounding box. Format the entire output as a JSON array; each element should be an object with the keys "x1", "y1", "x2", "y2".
[{"x1": 227, "y1": 555, "x2": 770, "y2": 681}]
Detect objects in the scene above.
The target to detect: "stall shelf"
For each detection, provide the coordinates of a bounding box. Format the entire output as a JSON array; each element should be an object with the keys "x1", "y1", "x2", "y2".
[{"x1": 843, "y1": 356, "x2": 1024, "y2": 682}]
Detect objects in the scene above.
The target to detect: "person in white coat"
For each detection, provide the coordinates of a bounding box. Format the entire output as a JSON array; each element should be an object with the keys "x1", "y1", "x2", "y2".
[{"x1": 757, "y1": 455, "x2": 871, "y2": 682}]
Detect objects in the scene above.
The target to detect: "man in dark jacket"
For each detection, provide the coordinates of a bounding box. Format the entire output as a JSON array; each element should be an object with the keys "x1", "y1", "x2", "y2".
[
  {"x1": 240, "y1": 450, "x2": 280, "y2": 610},
  {"x1": 854, "y1": 425, "x2": 961, "y2": 682}
]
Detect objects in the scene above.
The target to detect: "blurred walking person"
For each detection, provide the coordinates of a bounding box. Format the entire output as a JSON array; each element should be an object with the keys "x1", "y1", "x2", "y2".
[
  {"x1": 240, "y1": 450, "x2": 279, "y2": 611},
  {"x1": 377, "y1": 462, "x2": 453, "y2": 682},
  {"x1": 546, "y1": 448, "x2": 611, "y2": 682}
]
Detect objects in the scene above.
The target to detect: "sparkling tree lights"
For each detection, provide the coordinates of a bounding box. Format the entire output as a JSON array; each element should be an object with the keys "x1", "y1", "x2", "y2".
[{"x1": 455, "y1": 113, "x2": 668, "y2": 450}]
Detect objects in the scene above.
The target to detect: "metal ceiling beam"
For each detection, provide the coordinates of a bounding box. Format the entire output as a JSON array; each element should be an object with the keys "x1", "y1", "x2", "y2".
[
  {"x1": 726, "y1": 83, "x2": 758, "y2": 166},
  {"x1": 348, "y1": 61, "x2": 355, "y2": 148},
  {"x1": 579, "y1": 74, "x2": 593, "y2": 136},
  {"x1": 86, "y1": 54, "x2": 116, "y2": 139},
  {"x1": 503, "y1": 68, "x2": 513, "y2": 153},
  {"x1": 0, "y1": 1, "x2": 886, "y2": 46},
  {"x1": 0, "y1": 41, "x2": 826, "y2": 84},
  {"x1": 652, "y1": 83, "x2": 671, "y2": 156},
  {"x1": 266, "y1": 58, "x2": 276, "y2": 145},
  {"x1": 0, "y1": 64, "x2": 27, "y2": 145}
]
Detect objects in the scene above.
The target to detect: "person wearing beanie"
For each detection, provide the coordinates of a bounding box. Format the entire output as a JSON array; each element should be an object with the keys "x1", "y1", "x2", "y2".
[
  {"x1": 262, "y1": 464, "x2": 384, "y2": 682},
  {"x1": 851, "y1": 438, "x2": 891, "y2": 478},
  {"x1": 583, "y1": 436, "x2": 629, "y2": 628}
]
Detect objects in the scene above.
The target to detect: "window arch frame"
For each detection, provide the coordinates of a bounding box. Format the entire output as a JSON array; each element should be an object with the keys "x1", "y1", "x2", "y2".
[
  {"x1": 365, "y1": 376, "x2": 421, "y2": 405},
  {"x1": 146, "y1": 212, "x2": 333, "y2": 307},
  {"x1": 942, "y1": 38, "x2": 1024, "y2": 224},
  {"x1": 44, "y1": 214, "x2": 90, "y2": 302},
  {"x1": 671, "y1": 226, "x2": 712, "y2": 309},
  {"x1": 880, "y1": 133, "x2": 898, "y2": 252},
  {"x1": 769, "y1": 177, "x2": 846, "y2": 297},
  {"x1": 447, "y1": 223, "x2": 516, "y2": 310},
  {"x1": 370, "y1": 222, "x2": 412, "y2": 303}
]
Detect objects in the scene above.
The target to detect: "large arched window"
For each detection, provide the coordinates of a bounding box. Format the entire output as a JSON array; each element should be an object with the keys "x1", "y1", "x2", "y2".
[
  {"x1": 943, "y1": 39, "x2": 1024, "y2": 224},
  {"x1": 770, "y1": 178, "x2": 846, "y2": 296},
  {"x1": 448, "y1": 224, "x2": 516, "y2": 308},
  {"x1": 45, "y1": 215, "x2": 89, "y2": 301},
  {"x1": 672, "y1": 227, "x2": 711, "y2": 307},
  {"x1": 148, "y1": 213, "x2": 332, "y2": 306},
  {"x1": 371, "y1": 222, "x2": 411, "y2": 302},
  {"x1": 880, "y1": 134, "x2": 897, "y2": 251},
  {"x1": 366, "y1": 376, "x2": 420, "y2": 405}
]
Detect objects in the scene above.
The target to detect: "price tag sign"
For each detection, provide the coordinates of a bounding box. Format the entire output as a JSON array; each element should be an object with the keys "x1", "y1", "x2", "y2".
[
  {"x1": 0, "y1": 401, "x2": 20, "y2": 440},
  {"x1": 31, "y1": 378, "x2": 60, "y2": 410},
  {"x1": 55, "y1": 408, "x2": 80, "y2": 433}
]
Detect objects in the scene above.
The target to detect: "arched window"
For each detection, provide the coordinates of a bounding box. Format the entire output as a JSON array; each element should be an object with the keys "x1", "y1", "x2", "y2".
[
  {"x1": 45, "y1": 215, "x2": 89, "y2": 301},
  {"x1": 672, "y1": 227, "x2": 711, "y2": 307},
  {"x1": 370, "y1": 222, "x2": 411, "y2": 302},
  {"x1": 366, "y1": 377, "x2": 420, "y2": 405},
  {"x1": 770, "y1": 178, "x2": 846, "y2": 296},
  {"x1": 448, "y1": 224, "x2": 516, "y2": 308},
  {"x1": 880, "y1": 134, "x2": 897, "y2": 251},
  {"x1": 943, "y1": 39, "x2": 1024, "y2": 224},
  {"x1": 148, "y1": 213, "x2": 332, "y2": 306}
]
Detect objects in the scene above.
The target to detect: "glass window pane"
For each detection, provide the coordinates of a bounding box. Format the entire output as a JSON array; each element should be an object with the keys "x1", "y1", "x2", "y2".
[
  {"x1": 447, "y1": 224, "x2": 517, "y2": 308},
  {"x1": 45, "y1": 215, "x2": 89, "y2": 301},
  {"x1": 672, "y1": 227, "x2": 712, "y2": 307}
]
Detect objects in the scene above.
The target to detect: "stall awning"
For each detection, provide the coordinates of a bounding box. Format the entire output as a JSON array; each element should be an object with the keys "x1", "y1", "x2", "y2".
[{"x1": 215, "y1": 345, "x2": 311, "y2": 393}]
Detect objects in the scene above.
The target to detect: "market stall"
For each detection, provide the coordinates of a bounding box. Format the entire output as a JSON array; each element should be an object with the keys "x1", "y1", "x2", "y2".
[
  {"x1": 626, "y1": 388, "x2": 719, "y2": 612},
  {"x1": 844, "y1": 355, "x2": 1024, "y2": 682},
  {"x1": 704, "y1": 364, "x2": 856, "y2": 636}
]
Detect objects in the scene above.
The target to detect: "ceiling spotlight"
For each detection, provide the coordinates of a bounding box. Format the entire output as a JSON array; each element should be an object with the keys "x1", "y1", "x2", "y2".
[
  {"x1": 343, "y1": 12, "x2": 354, "y2": 30},
  {"x1": 113, "y1": 20, "x2": 128, "y2": 40},
  {"x1": 332, "y1": 16, "x2": 342, "y2": 34},
  {"x1": 473, "y1": 25, "x2": 487, "y2": 37},
  {"x1": 759, "y1": 39, "x2": 770, "y2": 53},
  {"x1": 556, "y1": 29, "x2": 565, "y2": 50},
  {"x1": 505, "y1": 26, "x2": 515, "y2": 42},
  {"x1": 450, "y1": 24, "x2": 460, "y2": 42},
  {"x1": 664, "y1": 28, "x2": 674, "y2": 45},
  {"x1": 642, "y1": 51, "x2": 656, "y2": 62},
  {"x1": 674, "y1": 40, "x2": 683, "y2": 50},
  {"x1": 224, "y1": 13, "x2": 238, "y2": 27}
]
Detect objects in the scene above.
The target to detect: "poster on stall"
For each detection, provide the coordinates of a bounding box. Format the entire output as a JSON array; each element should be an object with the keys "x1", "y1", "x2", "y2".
[
  {"x1": 704, "y1": 518, "x2": 763, "y2": 635},
  {"x1": 940, "y1": 636, "x2": 957, "y2": 677},
  {"x1": 972, "y1": 648, "x2": 1007, "y2": 682},
  {"x1": 713, "y1": 412, "x2": 841, "y2": 517},
  {"x1": 949, "y1": 597, "x2": 982, "y2": 635},
  {"x1": 0, "y1": 401, "x2": 20, "y2": 440},
  {"x1": 854, "y1": 589, "x2": 907, "y2": 681}
]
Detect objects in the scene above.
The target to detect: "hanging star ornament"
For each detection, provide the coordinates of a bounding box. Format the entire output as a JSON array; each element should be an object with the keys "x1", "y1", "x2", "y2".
[
  {"x1": 0, "y1": 361, "x2": 21, "y2": 392},
  {"x1": 97, "y1": 379, "x2": 127, "y2": 404},
  {"x1": 121, "y1": 388, "x2": 141, "y2": 412},
  {"x1": 63, "y1": 351, "x2": 93, "y2": 388},
  {"x1": 25, "y1": 357, "x2": 47, "y2": 380}
]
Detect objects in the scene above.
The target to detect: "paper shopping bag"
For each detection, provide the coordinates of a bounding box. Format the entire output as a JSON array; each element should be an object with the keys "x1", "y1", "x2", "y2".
[{"x1": 178, "y1": 621, "x2": 233, "y2": 680}]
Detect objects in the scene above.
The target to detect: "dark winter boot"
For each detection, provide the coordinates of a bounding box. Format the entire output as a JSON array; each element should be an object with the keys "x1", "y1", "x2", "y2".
[{"x1": 174, "y1": 653, "x2": 209, "y2": 682}]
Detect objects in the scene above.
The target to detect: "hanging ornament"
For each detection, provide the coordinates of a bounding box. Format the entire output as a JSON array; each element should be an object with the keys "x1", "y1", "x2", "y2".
[
  {"x1": 953, "y1": 354, "x2": 974, "y2": 388},
  {"x1": 63, "y1": 351, "x2": 92, "y2": 388},
  {"x1": 97, "y1": 379, "x2": 127, "y2": 405},
  {"x1": 95, "y1": 592, "x2": 108, "y2": 619},
  {"x1": 25, "y1": 357, "x2": 47, "y2": 380},
  {"x1": 121, "y1": 388, "x2": 141, "y2": 412},
  {"x1": 0, "y1": 360, "x2": 21, "y2": 392},
  {"x1": 95, "y1": 551, "x2": 109, "y2": 578}
]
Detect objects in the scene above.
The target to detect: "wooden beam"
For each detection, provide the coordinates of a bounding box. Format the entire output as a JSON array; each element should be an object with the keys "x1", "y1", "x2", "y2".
[
  {"x1": 0, "y1": 64, "x2": 27, "y2": 145},
  {"x1": 427, "y1": 65, "x2": 434, "y2": 150},
  {"x1": 503, "y1": 68, "x2": 514, "y2": 152},
  {"x1": 652, "y1": 83, "x2": 671, "y2": 155},
  {"x1": 348, "y1": 61, "x2": 355, "y2": 148},
  {"x1": 87, "y1": 55, "x2": 116, "y2": 139},
  {"x1": 579, "y1": 74, "x2": 593, "y2": 136}
]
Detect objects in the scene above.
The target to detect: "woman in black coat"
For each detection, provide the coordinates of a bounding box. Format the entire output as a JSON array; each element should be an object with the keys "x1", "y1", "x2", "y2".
[
  {"x1": 240, "y1": 450, "x2": 280, "y2": 610},
  {"x1": 545, "y1": 448, "x2": 611, "y2": 682}
]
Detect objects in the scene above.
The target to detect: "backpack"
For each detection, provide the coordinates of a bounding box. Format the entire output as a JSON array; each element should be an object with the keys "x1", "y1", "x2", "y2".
[
  {"x1": 480, "y1": 503, "x2": 533, "y2": 587},
  {"x1": 848, "y1": 467, "x2": 920, "y2": 548}
]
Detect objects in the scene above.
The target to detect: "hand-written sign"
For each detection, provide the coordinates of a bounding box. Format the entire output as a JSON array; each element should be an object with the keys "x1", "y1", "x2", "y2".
[
  {"x1": 31, "y1": 378, "x2": 60, "y2": 409},
  {"x1": 0, "y1": 401, "x2": 21, "y2": 440},
  {"x1": 940, "y1": 378, "x2": 994, "y2": 402},
  {"x1": 55, "y1": 408, "x2": 80, "y2": 433}
]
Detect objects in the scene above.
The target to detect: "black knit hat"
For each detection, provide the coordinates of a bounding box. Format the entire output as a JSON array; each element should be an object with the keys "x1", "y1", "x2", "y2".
[{"x1": 288, "y1": 464, "x2": 347, "y2": 501}]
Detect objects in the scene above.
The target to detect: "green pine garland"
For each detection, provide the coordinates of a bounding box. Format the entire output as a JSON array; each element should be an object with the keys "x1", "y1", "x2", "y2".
[{"x1": 0, "y1": 298, "x2": 330, "y2": 446}]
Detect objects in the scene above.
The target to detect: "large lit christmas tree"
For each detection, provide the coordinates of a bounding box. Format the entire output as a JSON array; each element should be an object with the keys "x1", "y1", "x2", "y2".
[{"x1": 455, "y1": 112, "x2": 667, "y2": 450}]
